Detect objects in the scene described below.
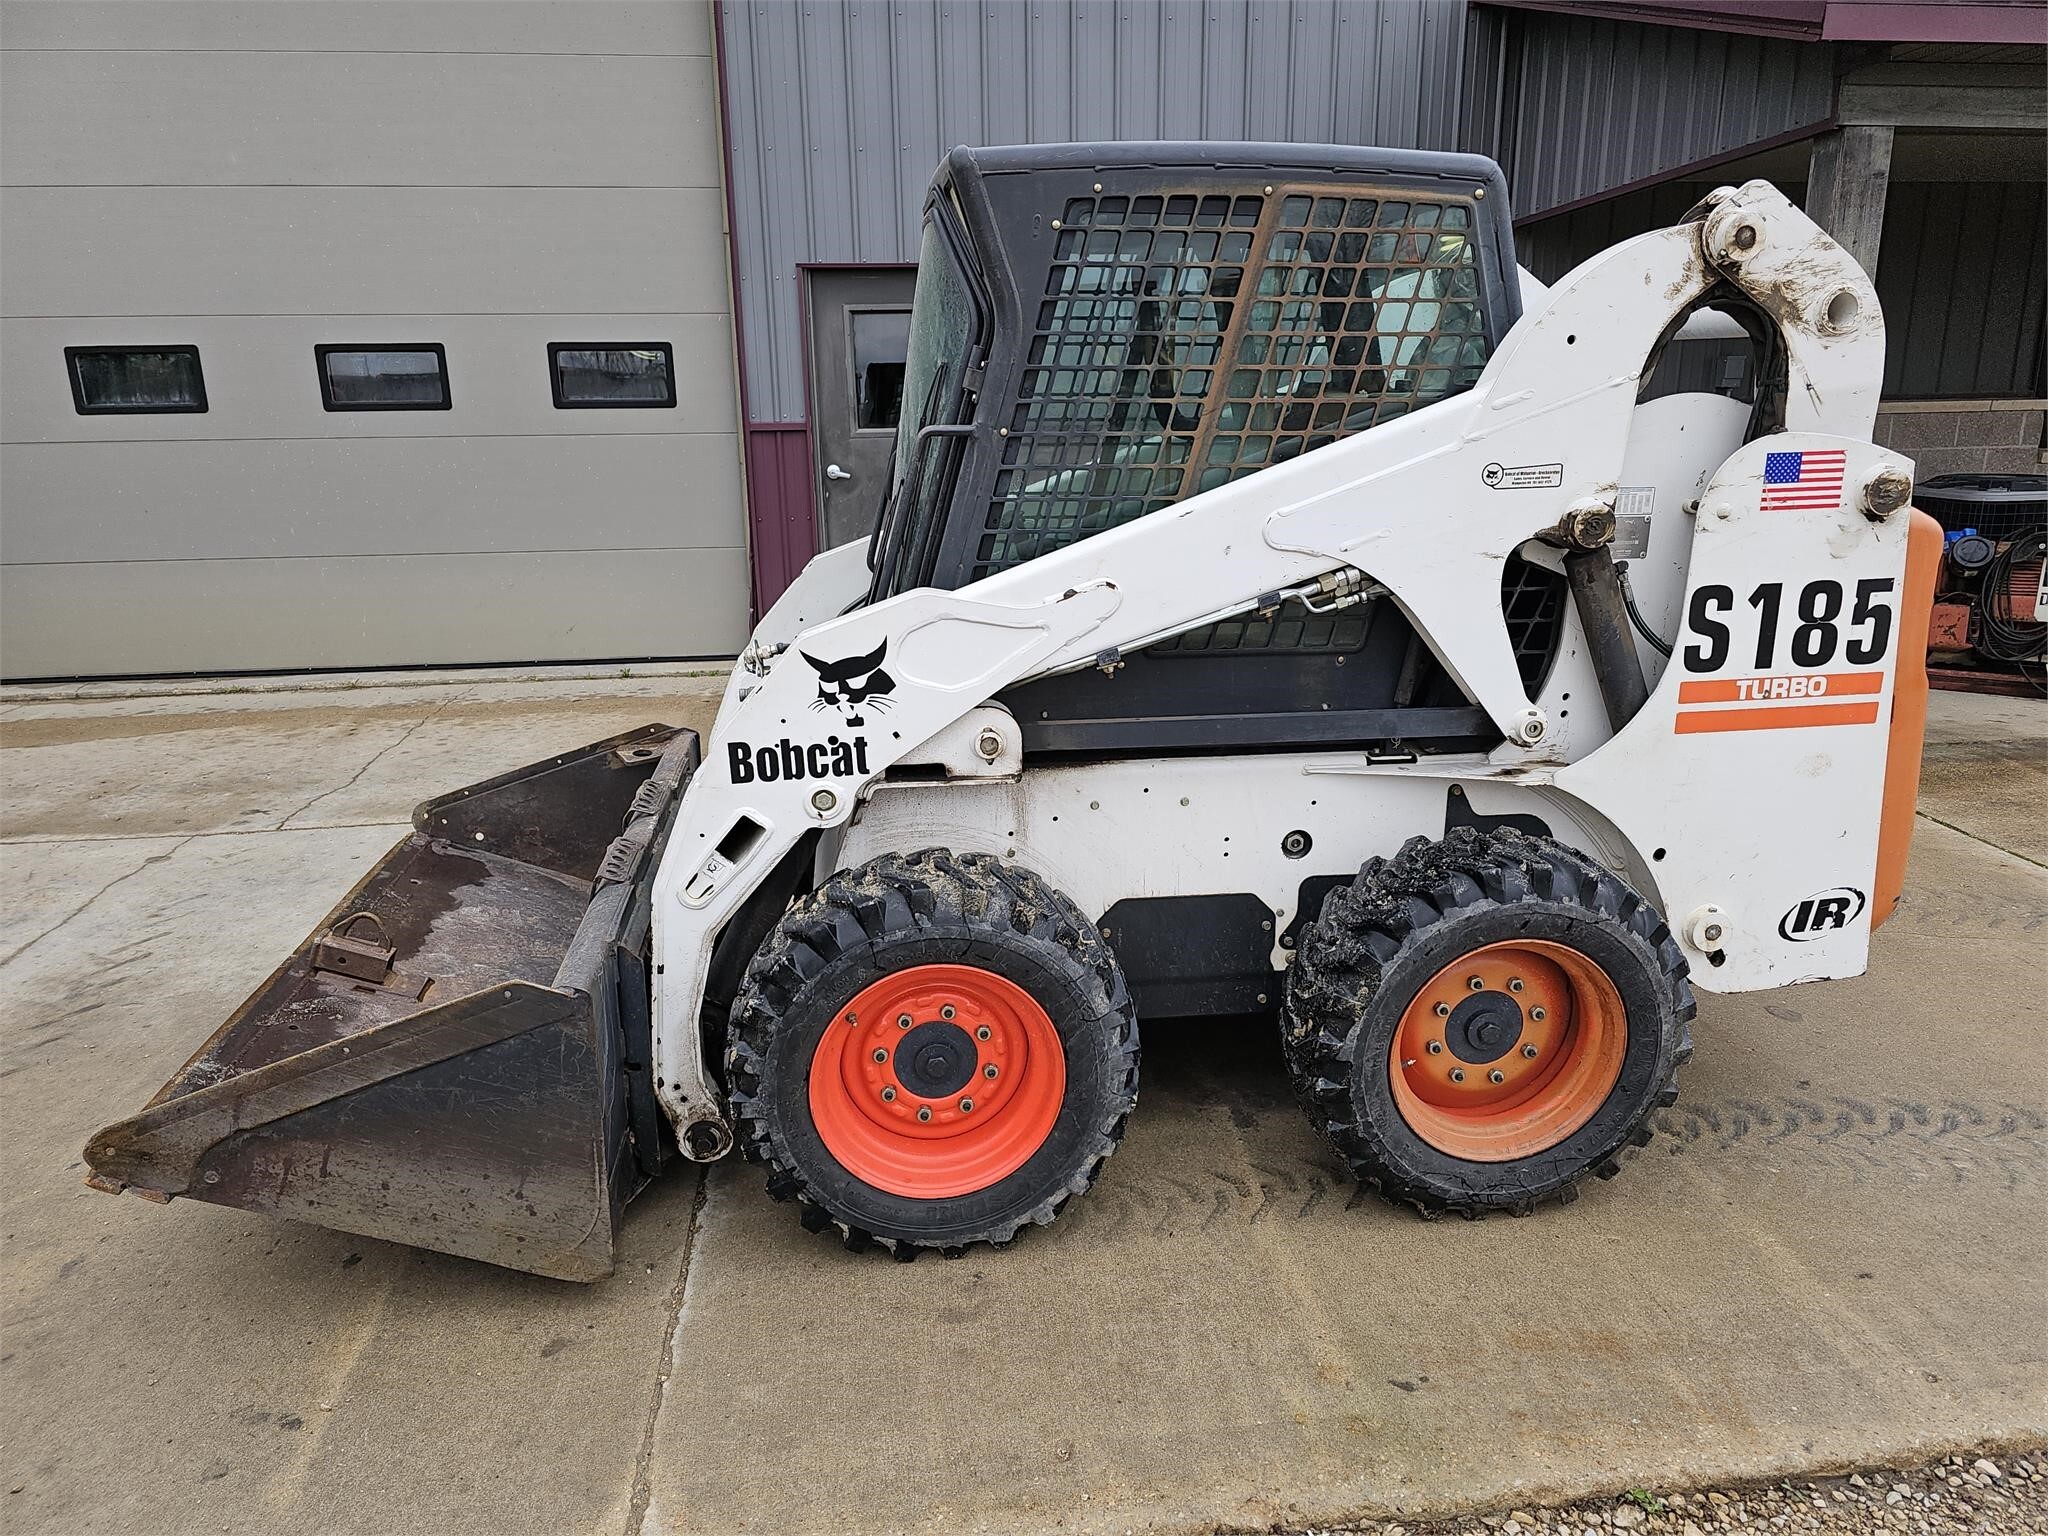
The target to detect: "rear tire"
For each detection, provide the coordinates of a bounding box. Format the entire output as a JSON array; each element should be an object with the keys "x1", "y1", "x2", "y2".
[
  {"x1": 726, "y1": 849, "x2": 1140, "y2": 1255},
  {"x1": 1283, "y1": 827, "x2": 1693, "y2": 1217}
]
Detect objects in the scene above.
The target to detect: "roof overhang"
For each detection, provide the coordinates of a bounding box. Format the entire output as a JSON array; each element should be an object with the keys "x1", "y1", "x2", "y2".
[{"x1": 1477, "y1": 0, "x2": 2048, "y2": 46}]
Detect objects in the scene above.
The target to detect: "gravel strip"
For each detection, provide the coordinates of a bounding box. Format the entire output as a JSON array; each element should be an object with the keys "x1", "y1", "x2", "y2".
[{"x1": 1297, "y1": 1449, "x2": 2048, "y2": 1536}]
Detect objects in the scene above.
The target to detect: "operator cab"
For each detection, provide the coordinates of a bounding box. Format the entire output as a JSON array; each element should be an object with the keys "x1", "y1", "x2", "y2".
[{"x1": 862, "y1": 142, "x2": 1560, "y2": 758}]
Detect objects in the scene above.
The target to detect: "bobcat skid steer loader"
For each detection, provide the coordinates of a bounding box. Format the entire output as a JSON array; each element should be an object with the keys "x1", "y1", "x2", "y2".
[{"x1": 85, "y1": 144, "x2": 1941, "y2": 1278}]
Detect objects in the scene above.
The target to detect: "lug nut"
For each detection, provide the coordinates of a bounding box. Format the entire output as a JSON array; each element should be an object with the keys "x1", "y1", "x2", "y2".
[
  {"x1": 897, "y1": 1014, "x2": 912, "y2": 1029},
  {"x1": 1489, "y1": 1069, "x2": 1506, "y2": 1084},
  {"x1": 1433, "y1": 1001, "x2": 1451, "y2": 1018},
  {"x1": 1531, "y1": 1006, "x2": 1548, "y2": 1022},
  {"x1": 881, "y1": 1086, "x2": 897, "y2": 1102},
  {"x1": 959, "y1": 1098, "x2": 975, "y2": 1113},
  {"x1": 1426, "y1": 1040, "x2": 1444, "y2": 1055},
  {"x1": 872, "y1": 1048, "x2": 887, "y2": 1063},
  {"x1": 940, "y1": 1005, "x2": 956, "y2": 1020},
  {"x1": 984, "y1": 1064, "x2": 999, "y2": 1079},
  {"x1": 917, "y1": 1106, "x2": 932, "y2": 1122},
  {"x1": 976, "y1": 1025, "x2": 992, "y2": 1041},
  {"x1": 1450, "y1": 1068, "x2": 1466, "y2": 1083},
  {"x1": 1522, "y1": 1043, "x2": 1539, "y2": 1059},
  {"x1": 1467, "y1": 975, "x2": 1485, "y2": 991},
  {"x1": 1508, "y1": 978, "x2": 1524, "y2": 992}
]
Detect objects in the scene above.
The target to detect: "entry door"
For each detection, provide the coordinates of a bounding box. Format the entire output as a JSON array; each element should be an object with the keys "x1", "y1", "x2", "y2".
[{"x1": 804, "y1": 267, "x2": 916, "y2": 548}]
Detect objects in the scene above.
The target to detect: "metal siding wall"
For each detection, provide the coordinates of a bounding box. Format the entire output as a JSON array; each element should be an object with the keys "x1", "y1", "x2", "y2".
[
  {"x1": 1520, "y1": 175, "x2": 2046, "y2": 402},
  {"x1": 1468, "y1": 8, "x2": 1835, "y2": 221},
  {"x1": 1878, "y1": 180, "x2": 2047, "y2": 400},
  {"x1": 0, "y1": 0, "x2": 748, "y2": 678},
  {"x1": 742, "y1": 424, "x2": 820, "y2": 610},
  {"x1": 1512, "y1": 179, "x2": 1718, "y2": 283},
  {"x1": 1460, "y1": 5, "x2": 1512, "y2": 165},
  {"x1": 720, "y1": 0, "x2": 1471, "y2": 424}
]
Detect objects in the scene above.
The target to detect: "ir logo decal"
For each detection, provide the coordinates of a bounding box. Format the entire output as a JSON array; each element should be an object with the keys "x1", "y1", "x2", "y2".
[
  {"x1": 1779, "y1": 887, "x2": 1866, "y2": 941},
  {"x1": 803, "y1": 641, "x2": 895, "y2": 727}
]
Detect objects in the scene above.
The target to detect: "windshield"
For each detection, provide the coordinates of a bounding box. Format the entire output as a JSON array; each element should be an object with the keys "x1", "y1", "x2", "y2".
[
  {"x1": 969, "y1": 190, "x2": 1491, "y2": 583},
  {"x1": 873, "y1": 212, "x2": 981, "y2": 596}
]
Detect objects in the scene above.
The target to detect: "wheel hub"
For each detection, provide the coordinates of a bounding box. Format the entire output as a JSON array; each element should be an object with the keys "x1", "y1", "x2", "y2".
[
  {"x1": 807, "y1": 963, "x2": 1067, "y2": 1199},
  {"x1": 895, "y1": 1020, "x2": 977, "y2": 1099},
  {"x1": 1388, "y1": 940, "x2": 1628, "y2": 1163},
  {"x1": 1445, "y1": 992, "x2": 1524, "y2": 1064}
]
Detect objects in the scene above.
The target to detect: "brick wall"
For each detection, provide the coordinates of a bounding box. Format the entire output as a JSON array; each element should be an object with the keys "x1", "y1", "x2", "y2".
[{"x1": 1877, "y1": 404, "x2": 2047, "y2": 480}]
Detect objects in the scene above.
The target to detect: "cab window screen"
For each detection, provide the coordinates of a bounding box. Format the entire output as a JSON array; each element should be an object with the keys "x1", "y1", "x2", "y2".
[{"x1": 975, "y1": 188, "x2": 1491, "y2": 582}]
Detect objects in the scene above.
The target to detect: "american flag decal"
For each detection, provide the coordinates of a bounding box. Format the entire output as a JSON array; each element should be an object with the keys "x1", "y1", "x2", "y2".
[{"x1": 1760, "y1": 449, "x2": 1847, "y2": 512}]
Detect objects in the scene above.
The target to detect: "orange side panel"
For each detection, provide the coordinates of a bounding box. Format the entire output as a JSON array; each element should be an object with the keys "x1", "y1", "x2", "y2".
[
  {"x1": 1872, "y1": 509, "x2": 1943, "y2": 930},
  {"x1": 1673, "y1": 700, "x2": 1881, "y2": 733}
]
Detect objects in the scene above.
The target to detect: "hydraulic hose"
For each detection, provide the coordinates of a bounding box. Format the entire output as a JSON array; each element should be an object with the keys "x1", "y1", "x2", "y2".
[
  {"x1": 1564, "y1": 545, "x2": 1652, "y2": 733},
  {"x1": 1617, "y1": 562, "x2": 1675, "y2": 658}
]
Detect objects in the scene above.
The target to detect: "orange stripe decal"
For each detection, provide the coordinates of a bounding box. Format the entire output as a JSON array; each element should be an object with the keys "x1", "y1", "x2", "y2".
[
  {"x1": 1673, "y1": 700, "x2": 1882, "y2": 734},
  {"x1": 1676, "y1": 671, "x2": 1885, "y2": 705}
]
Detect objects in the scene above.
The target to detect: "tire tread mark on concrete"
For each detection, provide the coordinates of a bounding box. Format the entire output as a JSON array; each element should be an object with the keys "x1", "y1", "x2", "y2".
[
  {"x1": 0, "y1": 834, "x2": 196, "y2": 969},
  {"x1": 1201, "y1": 1186, "x2": 1232, "y2": 1231},
  {"x1": 1209, "y1": 1169, "x2": 1252, "y2": 1199},
  {"x1": 1297, "y1": 1174, "x2": 1327, "y2": 1219},
  {"x1": 1104, "y1": 1091, "x2": 2046, "y2": 1231},
  {"x1": 625, "y1": 1168, "x2": 710, "y2": 1536},
  {"x1": 1650, "y1": 1094, "x2": 2048, "y2": 1192}
]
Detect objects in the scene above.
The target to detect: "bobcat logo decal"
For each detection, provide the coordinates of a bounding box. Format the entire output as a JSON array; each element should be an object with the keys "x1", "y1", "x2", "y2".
[{"x1": 803, "y1": 641, "x2": 895, "y2": 726}]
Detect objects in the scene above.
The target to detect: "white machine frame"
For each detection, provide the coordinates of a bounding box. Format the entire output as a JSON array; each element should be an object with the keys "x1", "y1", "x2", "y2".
[{"x1": 650, "y1": 182, "x2": 1916, "y2": 1157}]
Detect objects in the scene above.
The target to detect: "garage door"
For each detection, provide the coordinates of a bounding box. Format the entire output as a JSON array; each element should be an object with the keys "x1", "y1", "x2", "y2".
[{"x1": 0, "y1": 0, "x2": 746, "y2": 678}]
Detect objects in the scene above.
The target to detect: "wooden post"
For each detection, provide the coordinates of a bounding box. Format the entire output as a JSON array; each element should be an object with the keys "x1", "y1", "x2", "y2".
[{"x1": 1806, "y1": 126, "x2": 1894, "y2": 280}]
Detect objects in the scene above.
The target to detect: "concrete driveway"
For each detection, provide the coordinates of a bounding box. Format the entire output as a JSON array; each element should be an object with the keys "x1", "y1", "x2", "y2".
[{"x1": 2, "y1": 670, "x2": 2042, "y2": 1535}]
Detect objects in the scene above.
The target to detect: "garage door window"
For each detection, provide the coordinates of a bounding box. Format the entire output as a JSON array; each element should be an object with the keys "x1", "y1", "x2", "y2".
[
  {"x1": 316, "y1": 345, "x2": 451, "y2": 411},
  {"x1": 66, "y1": 346, "x2": 207, "y2": 414},
  {"x1": 548, "y1": 343, "x2": 676, "y2": 408}
]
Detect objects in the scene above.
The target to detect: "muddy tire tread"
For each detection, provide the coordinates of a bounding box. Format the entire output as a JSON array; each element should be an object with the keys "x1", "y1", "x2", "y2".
[
  {"x1": 1282, "y1": 827, "x2": 1694, "y2": 1219},
  {"x1": 725, "y1": 848, "x2": 1140, "y2": 1257}
]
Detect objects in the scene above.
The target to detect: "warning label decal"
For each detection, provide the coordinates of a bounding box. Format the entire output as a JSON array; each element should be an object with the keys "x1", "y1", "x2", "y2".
[{"x1": 1480, "y1": 461, "x2": 1564, "y2": 490}]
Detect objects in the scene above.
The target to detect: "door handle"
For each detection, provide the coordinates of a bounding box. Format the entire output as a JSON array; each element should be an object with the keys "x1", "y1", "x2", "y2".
[{"x1": 825, "y1": 463, "x2": 853, "y2": 482}]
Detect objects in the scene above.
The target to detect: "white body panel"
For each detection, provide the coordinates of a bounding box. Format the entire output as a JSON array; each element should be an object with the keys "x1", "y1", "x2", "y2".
[
  {"x1": 646, "y1": 182, "x2": 1915, "y2": 1153},
  {"x1": 836, "y1": 757, "x2": 1618, "y2": 974}
]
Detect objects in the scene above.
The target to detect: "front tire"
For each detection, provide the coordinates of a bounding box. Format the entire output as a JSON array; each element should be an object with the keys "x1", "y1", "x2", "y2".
[
  {"x1": 1283, "y1": 828, "x2": 1693, "y2": 1217},
  {"x1": 726, "y1": 849, "x2": 1140, "y2": 1255}
]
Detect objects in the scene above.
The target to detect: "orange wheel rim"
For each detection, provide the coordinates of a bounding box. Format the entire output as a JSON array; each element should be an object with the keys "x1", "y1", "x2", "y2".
[
  {"x1": 809, "y1": 963, "x2": 1065, "y2": 1198},
  {"x1": 1389, "y1": 939, "x2": 1627, "y2": 1162}
]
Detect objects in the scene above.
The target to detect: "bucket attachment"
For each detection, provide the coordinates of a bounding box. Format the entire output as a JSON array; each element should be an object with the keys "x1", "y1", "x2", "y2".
[{"x1": 84, "y1": 724, "x2": 699, "y2": 1282}]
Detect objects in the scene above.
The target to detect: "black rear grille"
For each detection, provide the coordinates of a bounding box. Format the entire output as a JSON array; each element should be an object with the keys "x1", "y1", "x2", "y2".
[{"x1": 1502, "y1": 555, "x2": 1568, "y2": 696}]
